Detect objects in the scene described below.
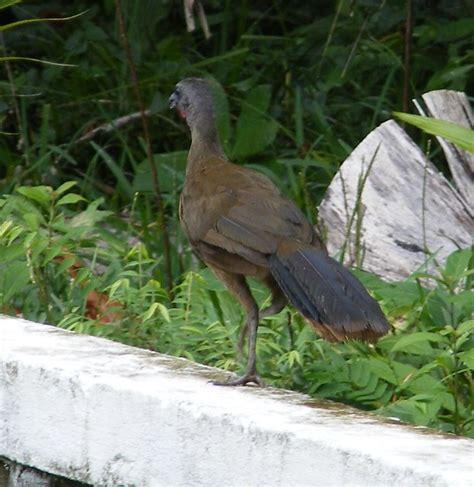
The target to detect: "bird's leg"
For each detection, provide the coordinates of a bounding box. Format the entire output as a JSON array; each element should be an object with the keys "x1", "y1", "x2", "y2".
[
  {"x1": 208, "y1": 265, "x2": 264, "y2": 386},
  {"x1": 237, "y1": 322, "x2": 248, "y2": 361},
  {"x1": 221, "y1": 303, "x2": 264, "y2": 387},
  {"x1": 238, "y1": 276, "x2": 286, "y2": 358},
  {"x1": 260, "y1": 287, "x2": 287, "y2": 318}
]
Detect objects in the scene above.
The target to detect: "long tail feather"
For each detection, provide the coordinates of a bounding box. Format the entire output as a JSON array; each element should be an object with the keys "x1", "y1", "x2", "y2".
[{"x1": 268, "y1": 248, "x2": 389, "y2": 342}]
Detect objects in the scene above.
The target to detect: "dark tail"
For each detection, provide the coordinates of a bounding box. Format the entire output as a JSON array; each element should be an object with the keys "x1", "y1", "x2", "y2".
[{"x1": 268, "y1": 247, "x2": 389, "y2": 342}]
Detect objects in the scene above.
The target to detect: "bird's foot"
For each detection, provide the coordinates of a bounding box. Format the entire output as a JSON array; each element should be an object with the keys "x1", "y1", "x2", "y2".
[{"x1": 211, "y1": 372, "x2": 265, "y2": 387}]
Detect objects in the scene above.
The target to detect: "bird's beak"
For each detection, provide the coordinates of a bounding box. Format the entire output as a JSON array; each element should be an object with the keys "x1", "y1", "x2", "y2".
[{"x1": 169, "y1": 91, "x2": 178, "y2": 110}]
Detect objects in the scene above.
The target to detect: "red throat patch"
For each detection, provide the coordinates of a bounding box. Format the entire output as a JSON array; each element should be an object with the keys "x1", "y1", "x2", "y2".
[{"x1": 177, "y1": 109, "x2": 187, "y2": 120}]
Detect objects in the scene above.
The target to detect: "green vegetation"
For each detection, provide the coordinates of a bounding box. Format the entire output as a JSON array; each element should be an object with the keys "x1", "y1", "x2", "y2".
[
  {"x1": 394, "y1": 112, "x2": 474, "y2": 153},
  {"x1": 0, "y1": 1, "x2": 472, "y2": 436}
]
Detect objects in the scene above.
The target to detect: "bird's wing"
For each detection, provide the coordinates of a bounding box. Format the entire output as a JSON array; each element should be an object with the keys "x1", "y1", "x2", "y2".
[{"x1": 199, "y1": 166, "x2": 315, "y2": 260}]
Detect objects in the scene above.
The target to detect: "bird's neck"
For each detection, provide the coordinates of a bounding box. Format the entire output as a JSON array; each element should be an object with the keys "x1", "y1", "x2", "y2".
[{"x1": 187, "y1": 115, "x2": 226, "y2": 174}]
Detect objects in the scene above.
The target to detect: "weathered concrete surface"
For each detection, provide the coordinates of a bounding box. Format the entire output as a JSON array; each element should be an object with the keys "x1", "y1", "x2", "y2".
[{"x1": 1, "y1": 316, "x2": 473, "y2": 487}]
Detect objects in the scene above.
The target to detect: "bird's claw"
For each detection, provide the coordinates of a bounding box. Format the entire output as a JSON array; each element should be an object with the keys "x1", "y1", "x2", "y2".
[{"x1": 211, "y1": 373, "x2": 265, "y2": 387}]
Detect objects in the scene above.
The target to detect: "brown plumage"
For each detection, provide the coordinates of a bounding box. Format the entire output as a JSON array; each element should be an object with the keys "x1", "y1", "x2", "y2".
[{"x1": 170, "y1": 78, "x2": 389, "y2": 386}]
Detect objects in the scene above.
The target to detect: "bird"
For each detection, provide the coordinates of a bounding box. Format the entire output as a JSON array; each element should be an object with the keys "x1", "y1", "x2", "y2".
[{"x1": 169, "y1": 78, "x2": 389, "y2": 386}]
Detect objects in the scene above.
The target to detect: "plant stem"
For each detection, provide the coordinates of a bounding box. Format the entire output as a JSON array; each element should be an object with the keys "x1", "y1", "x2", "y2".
[
  {"x1": 114, "y1": 0, "x2": 173, "y2": 293},
  {"x1": 0, "y1": 33, "x2": 31, "y2": 168},
  {"x1": 402, "y1": 0, "x2": 413, "y2": 112}
]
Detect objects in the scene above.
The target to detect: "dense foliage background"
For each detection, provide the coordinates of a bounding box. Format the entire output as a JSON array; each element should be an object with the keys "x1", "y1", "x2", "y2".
[{"x1": 0, "y1": 0, "x2": 473, "y2": 436}]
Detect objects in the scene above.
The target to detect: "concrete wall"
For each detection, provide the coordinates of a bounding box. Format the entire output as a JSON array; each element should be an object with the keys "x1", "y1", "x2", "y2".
[{"x1": 0, "y1": 315, "x2": 473, "y2": 486}]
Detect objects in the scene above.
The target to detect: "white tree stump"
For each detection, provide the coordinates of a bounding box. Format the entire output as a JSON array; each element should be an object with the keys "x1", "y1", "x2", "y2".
[
  {"x1": 318, "y1": 110, "x2": 473, "y2": 281},
  {"x1": 418, "y1": 90, "x2": 474, "y2": 205}
]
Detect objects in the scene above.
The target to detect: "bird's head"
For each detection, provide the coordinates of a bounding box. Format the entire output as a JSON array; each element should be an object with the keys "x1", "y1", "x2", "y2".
[{"x1": 169, "y1": 78, "x2": 215, "y2": 129}]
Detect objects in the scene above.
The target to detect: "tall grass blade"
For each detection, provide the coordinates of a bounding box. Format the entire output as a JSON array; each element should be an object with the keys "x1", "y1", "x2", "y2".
[{"x1": 393, "y1": 112, "x2": 474, "y2": 153}]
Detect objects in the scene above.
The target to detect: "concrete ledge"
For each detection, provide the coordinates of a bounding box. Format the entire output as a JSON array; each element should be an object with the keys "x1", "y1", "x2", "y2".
[{"x1": 1, "y1": 316, "x2": 473, "y2": 486}]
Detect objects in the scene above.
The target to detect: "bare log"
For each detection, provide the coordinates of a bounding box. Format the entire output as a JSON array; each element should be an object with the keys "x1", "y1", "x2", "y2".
[
  {"x1": 318, "y1": 120, "x2": 473, "y2": 281},
  {"x1": 74, "y1": 110, "x2": 150, "y2": 144}
]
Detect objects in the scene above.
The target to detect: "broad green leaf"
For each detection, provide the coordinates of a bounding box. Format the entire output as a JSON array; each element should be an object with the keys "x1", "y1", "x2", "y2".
[
  {"x1": 455, "y1": 332, "x2": 471, "y2": 351},
  {"x1": 209, "y1": 79, "x2": 231, "y2": 152},
  {"x1": 349, "y1": 373, "x2": 382, "y2": 403},
  {"x1": 17, "y1": 185, "x2": 52, "y2": 208},
  {"x1": 232, "y1": 85, "x2": 278, "y2": 159},
  {"x1": 444, "y1": 247, "x2": 473, "y2": 282},
  {"x1": 404, "y1": 363, "x2": 444, "y2": 394},
  {"x1": 133, "y1": 151, "x2": 187, "y2": 193},
  {"x1": 43, "y1": 245, "x2": 64, "y2": 265},
  {"x1": 30, "y1": 237, "x2": 49, "y2": 262},
  {"x1": 23, "y1": 230, "x2": 38, "y2": 249},
  {"x1": 426, "y1": 287, "x2": 460, "y2": 328},
  {"x1": 367, "y1": 279, "x2": 421, "y2": 313},
  {"x1": 0, "y1": 220, "x2": 14, "y2": 239},
  {"x1": 141, "y1": 302, "x2": 170, "y2": 323},
  {"x1": 56, "y1": 193, "x2": 87, "y2": 206},
  {"x1": 350, "y1": 359, "x2": 372, "y2": 387},
  {"x1": 391, "y1": 332, "x2": 446, "y2": 353},
  {"x1": 141, "y1": 302, "x2": 159, "y2": 322},
  {"x1": 316, "y1": 382, "x2": 351, "y2": 398},
  {"x1": 458, "y1": 350, "x2": 474, "y2": 369},
  {"x1": 0, "y1": 260, "x2": 30, "y2": 302},
  {"x1": 54, "y1": 256, "x2": 77, "y2": 277},
  {"x1": 181, "y1": 325, "x2": 205, "y2": 334},
  {"x1": 452, "y1": 290, "x2": 474, "y2": 320},
  {"x1": 74, "y1": 268, "x2": 91, "y2": 286},
  {"x1": 0, "y1": 243, "x2": 25, "y2": 264},
  {"x1": 356, "y1": 381, "x2": 390, "y2": 405},
  {"x1": 198, "y1": 268, "x2": 227, "y2": 291},
  {"x1": 288, "y1": 350, "x2": 303, "y2": 367},
  {"x1": 367, "y1": 357, "x2": 398, "y2": 385},
  {"x1": 107, "y1": 278, "x2": 130, "y2": 299},
  {"x1": 156, "y1": 303, "x2": 171, "y2": 323},
  {"x1": 68, "y1": 198, "x2": 112, "y2": 229},
  {"x1": 440, "y1": 65, "x2": 474, "y2": 85},
  {"x1": 91, "y1": 142, "x2": 133, "y2": 199},
  {"x1": 390, "y1": 360, "x2": 417, "y2": 385},
  {"x1": 7, "y1": 224, "x2": 23, "y2": 245},
  {"x1": 381, "y1": 398, "x2": 422, "y2": 425},
  {"x1": 457, "y1": 320, "x2": 474, "y2": 336},
  {"x1": 393, "y1": 112, "x2": 474, "y2": 153},
  {"x1": 23, "y1": 212, "x2": 40, "y2": 231},
  {"x1": 436, "y1": 18, "x2": 474, "y2": 42},
  {"x1": 55, "y1": 181, "x2": 78, "y2": 197}
]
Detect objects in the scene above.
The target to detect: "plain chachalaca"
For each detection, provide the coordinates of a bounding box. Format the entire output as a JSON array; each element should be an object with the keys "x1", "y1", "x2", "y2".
[{"x1": 169, "y1": 78, "x2": 390, "y2": 386}]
